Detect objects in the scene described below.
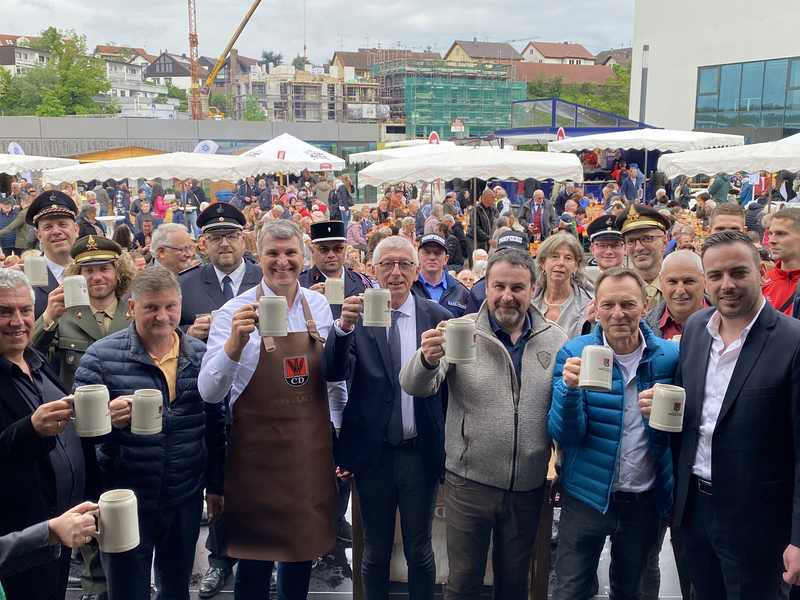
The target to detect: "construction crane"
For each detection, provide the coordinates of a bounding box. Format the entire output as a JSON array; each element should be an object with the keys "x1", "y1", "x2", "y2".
[{"x1": 188, "y1": 0, "x2": 202, "y2": 119}]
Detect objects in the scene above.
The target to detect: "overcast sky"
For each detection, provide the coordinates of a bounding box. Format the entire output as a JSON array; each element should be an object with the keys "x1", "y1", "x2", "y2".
[{"x1": 4, "y1": 0, "x2": 635, "y2": 65}]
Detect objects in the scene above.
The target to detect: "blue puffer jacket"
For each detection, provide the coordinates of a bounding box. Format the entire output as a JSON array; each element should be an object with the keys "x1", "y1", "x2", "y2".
[
  {"x1": 73, "y1": 324, "x2": 226, "y2": 512},
  {"x1": 548, "y1": 322, "x2": 678, "y2": 517}
]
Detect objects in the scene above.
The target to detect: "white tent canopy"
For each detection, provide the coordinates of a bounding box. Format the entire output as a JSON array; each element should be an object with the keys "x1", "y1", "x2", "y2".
[
  {"x1": 348, "y1": 142, "x2": 463, "y2": 165},
  {"x1": 778, "y1": 132, "x2": 800, "y2": 145},
  {"x1": 356, "y1": 147, "x2": 583, "y2": 188},
  {"x1": 0, "y1": 155, "x2": 79, "y2": 175},
  {"x1": 547, "y1": 129, "x2": 745, "y2": 153},
  {"x1": 657, "y1": 142, "x2": 800, "y2": 179},
  {"x1": 42, "y1": 152, "x2": 300, "y2": 185},
  {"x1": 242, "y1": 133, "x2": 345, "y2": 171}
]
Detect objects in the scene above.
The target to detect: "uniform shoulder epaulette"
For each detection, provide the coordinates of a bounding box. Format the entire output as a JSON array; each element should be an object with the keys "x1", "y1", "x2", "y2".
[{"x1": 177, "y1": 263, "x2": 202, "y2": 277}]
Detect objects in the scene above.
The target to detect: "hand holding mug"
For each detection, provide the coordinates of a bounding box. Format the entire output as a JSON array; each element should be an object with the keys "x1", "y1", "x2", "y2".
[
  {"x1": 188, "y1": 315, "x2": 211, "y2": 340},
  {"x1": 109, "y1": 396, "x2": 133, "y2": 429},
  {"x1": 562, "y1": 357, "x2": 582, "y2": 389},
  {"x1": 48, "y1": 501, "x2": 100, "y2": 548},
  {"x1": 44, "y1": 286, "x2": 67, "y2": 322},
  {"x1": 338, "y1": 296, "x2": 363, "y2": 331},
  {"x1": 638, "y1": 387, "x2": 654, "y2": 419},
  {"x1": 224, "y1": 304, "x2": 258, "y2": 362},
  {"x1": 420, "y1": 321, "x2": 447, "y2": 367},
  {"x1": 31, "y1": 399, "x2": 72, "y2": 438},
  {"x1": 308, "y1": 282, "x2": 325, "y2": 295}
]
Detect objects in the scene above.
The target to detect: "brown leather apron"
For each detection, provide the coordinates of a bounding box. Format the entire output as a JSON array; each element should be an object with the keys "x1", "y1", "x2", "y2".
[{"x1": 224, "y1": 289, "x2": 337, "y2": 562}]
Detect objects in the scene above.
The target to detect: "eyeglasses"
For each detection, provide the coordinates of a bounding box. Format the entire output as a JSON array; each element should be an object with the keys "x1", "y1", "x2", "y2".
[
  {"x1": 624, "y1": 234, "x2": 664, "y2": 248},
  {"x1": 376, "y1": 260, "x2": 416, "y2": 273},
  {"x1": 314, "y1": 244, "x2": 346, "y2": 255},
  {"x1": 163, "y1": 245, "x2": 195, "y2": 255},
  {"x1": 206, "y1": 232, "x2": 241, "y2": 246},
  {"x1": 594, "y1": 242, "x2": 625, "y2": 251}
]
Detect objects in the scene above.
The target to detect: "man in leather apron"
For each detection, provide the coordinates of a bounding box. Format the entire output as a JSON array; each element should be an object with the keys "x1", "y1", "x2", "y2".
[{"x1": 199, "y1": 219, "x2": 347, "y2": 600}]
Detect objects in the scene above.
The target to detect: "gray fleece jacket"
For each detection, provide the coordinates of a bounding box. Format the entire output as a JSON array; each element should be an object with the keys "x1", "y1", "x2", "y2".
[{"x1": 400, "y1": 302, "x2": 568, "y2": 492}]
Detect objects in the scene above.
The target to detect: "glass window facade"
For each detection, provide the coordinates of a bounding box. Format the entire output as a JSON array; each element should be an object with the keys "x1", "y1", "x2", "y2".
[{"x1": 696, "y1": 57, "x2": 800, "y2": 129}]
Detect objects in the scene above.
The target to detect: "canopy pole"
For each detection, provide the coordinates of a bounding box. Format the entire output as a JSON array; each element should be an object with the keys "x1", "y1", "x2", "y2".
[
  {"x1": 643, "y1": 151, "x2": 649, "y2": 203},
  {"x1": 472, "y1": 177, "x2": 478, "y2": 266}
]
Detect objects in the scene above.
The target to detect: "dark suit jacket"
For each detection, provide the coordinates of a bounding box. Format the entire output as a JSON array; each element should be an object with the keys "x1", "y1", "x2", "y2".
[
  {"x1": 321, "y1": 293, "x2": 451, "y2": 482},
  {"x1": 298, "y1": 266, "x2": 367, "y2": 320},
  {"x1": 177, "y1": 260, "x2": 263, "y2": 334},
  {"x1": 131, "y1": 230, "x2": 150, "y2": 251},
  {"x1": 0, "y1": 353, "x2": 66, "y2": 597},
  {"x1": 33, "y1": 267, "x2": 59, "y2": 321},
  {"x1": 674, "y1": 303, "x2": 800, "y2": 554}
]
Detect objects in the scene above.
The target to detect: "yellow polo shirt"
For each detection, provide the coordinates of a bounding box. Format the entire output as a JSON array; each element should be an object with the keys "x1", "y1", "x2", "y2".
[{"x1": 150, "y1": 332, "x2": 180, "y2": 402}]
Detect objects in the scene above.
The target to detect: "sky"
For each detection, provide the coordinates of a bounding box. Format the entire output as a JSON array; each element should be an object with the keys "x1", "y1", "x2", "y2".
[{"x1": 4, "y1": 0, "x2": 635, "y2": 65}]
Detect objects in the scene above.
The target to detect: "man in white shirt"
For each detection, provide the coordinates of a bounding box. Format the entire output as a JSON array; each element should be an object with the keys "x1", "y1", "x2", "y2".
[
  {"x1": 641, "y1": 230, "x2": 800, "y2": 599},
  {"x1": 199, "y1": 219, "x2": 347, "y2": 599}
]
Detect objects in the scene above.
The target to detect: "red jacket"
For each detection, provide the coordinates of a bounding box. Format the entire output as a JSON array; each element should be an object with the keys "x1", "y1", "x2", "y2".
[{"x1": 762, "y1": 261, "x2": 800, "y2": 314}]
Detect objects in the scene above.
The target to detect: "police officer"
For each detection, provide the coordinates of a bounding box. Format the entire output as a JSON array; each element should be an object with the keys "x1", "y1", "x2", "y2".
[
  {"x1": 464, "y1": 232, "x2": 530, "y2": 314},
  {"x1": 178, "y1": 202, "x2": 262, "y2": 341},
  {"x1": 299, "y1": 220, "x2": 372, "y2": 321},
  {"x1": 411, "y1": 233, "x2": 470, "y2": 317},
  {"x1": 25, "y1": 190, "x2": 80, "y2": 318}
]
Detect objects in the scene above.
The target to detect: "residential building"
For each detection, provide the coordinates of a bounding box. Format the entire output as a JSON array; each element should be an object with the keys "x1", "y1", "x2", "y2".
[
  {"x1": 93, "y1": 45, "x2": 157, "y2": 71},
  {"x1": 522, "y1": 42, "x2": 595, "y2": 65},
  {"x1": 103, "y1": 59, "x2": 167, "y2": 100},
  {"x1": 144, "y1": 52, "x2": 209, "y2": 92},
  {"x1": 443, "y1": 39, "x2": 523, "y2": 63},
  {"x1": 514, "y1": 63, "x2": 616, "y2": 87},
  {"x1": 595, "y1": 48, "x2": 632, "y2": 68},
  {"x1": 331, "y1": 49, "x2": 442, "y2": 81},
  {"x1": 630, "y1": 0, "x2": 800, "y2": 139},
  {"x1": 0, "y1": 45, "x2": 49, "y2": 75}
]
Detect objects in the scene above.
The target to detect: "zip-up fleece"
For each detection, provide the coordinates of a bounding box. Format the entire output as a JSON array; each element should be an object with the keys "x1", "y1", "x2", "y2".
[{"x1": 400, "y1": 302, "x2": 567, "y2": 491}]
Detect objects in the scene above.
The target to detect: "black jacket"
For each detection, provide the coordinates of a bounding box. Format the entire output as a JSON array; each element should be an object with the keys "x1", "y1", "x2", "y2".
[
  {"x1": 465, "y1": 203, "x2": 496, "y2": 252},
  {"x1": 76, "y1": 216, "x2": 102, "y2": 239},
  {"x1": 445, "y1": 233, "x2": 463, "y2": 269},
  {"x1": 518, "y1": 199, "x2": 558, "y2": 239},
  {"x1": 411, "y1": 272, "x2": 469, "y2": 318},
  {"x1": 298, "y1": 266, "x2": 369, "y2": 320},
  {"x1": 450, "y1": 221, "x2": 469, "y2": 259},
  {"x1": 745, "y1": 204, "x2": 765, "y2": 237}
]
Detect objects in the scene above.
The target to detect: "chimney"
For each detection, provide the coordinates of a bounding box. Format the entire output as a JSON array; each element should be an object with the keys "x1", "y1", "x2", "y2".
[
  {"x1": 473, "y1": 37, "x2": 478, "y2": 45},
  {"x1": 230, "y1": 48, "x2": 239, "y2": 73},
  {"x1": 182, "y1": 53, "x2": 186, "y2": 58}
]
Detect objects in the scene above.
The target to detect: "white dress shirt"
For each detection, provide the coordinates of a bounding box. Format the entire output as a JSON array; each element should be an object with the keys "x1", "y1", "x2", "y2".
[
  {"x1": 605, "y1": 331, "x2": 655, "y2": 493},
  {"x1": 213, "y1": 259, "x2": 247, "y2": 296},
  {"x1": 334, "y1": 292, "x2": 418, "y2": 440},
  {"x1": 198, "y1": 280, "x2": 348, "y2": 428},
  {"x1": 692, "y1": 298, "x2": 766, "y2": 480},
  {"x1": 45, "y1": 256, "x2": 66, "y2": 284}
]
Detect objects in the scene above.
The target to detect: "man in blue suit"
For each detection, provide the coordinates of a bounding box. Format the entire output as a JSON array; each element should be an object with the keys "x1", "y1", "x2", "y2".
[
  {"x1": 322, "y1": 236, "x2": 451, "y2": 600},
  {"x1": 640, "y1": 230, "x2": 800, "y2": 599}
]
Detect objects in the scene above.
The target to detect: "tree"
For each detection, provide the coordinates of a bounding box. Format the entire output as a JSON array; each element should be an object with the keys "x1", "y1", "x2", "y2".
[
  {"x1": 210, "y1": 92, "x2": 228, "y2": 113},
  {"x1": 0, "y1": 68, "x2": 11, "y2": 106},
  {"x1": 259, "y1": 50, "x2": 283, "y2": 67},
  {"x1": 291, "y1": 54, "x2": 307, "y2": 70},
  {"x1": 35, "y1": 89, "x2": 65, "y2": 116},
  {"x1": 166, "y1": 83, "x2": 186, "y2": 101},
  {"x1": 525, "y1": 63, "x2": 632, "y2": 118},
  {"x1": 0, "y1": 64, "x2": 59, "y2": 115},
  {"x1": 242, "y1": 94, "x2": 266, "y2": 121}
]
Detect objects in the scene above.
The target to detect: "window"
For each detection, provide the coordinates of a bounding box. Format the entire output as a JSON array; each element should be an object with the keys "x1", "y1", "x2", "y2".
[
  {"x1": 763, "y1": 59, "x2": 788, "y2": 110},
  {"x1": 739, "y1": 61, "x2": 763, "y2": 111},
  {"x1": 529, "y1": 49, "x2": 533, "y2": 54},
  {"x1": 698, "y1": 68, "x2": 718, "y2": 94},
  {"x1": 120, "y1": 90, "x2": 126, "y2": 97},
  {"x1": 456, "y1": 48, "x2": 460, "y2": 56},
  {"x1": 718, "y1": 64, "x2": 740, "y2": 112},
  {"x1": 165, "y1": 78, "x2": 172, "y2": 84}
]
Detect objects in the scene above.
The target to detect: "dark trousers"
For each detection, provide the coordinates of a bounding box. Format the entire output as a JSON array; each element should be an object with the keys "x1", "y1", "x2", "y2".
[
  {"x1": 205, "y1": 513, "x2": 237, "y2": 570},
  {"x1": 101, "y1": 493, "x2": 203, "y2": 600},
  {"x1": 681, "y1": 478, "x2": 784, "y2": 600},
  {"x1": 355, "y1": 443, "x2": 438, "y2": 600},
  {"x1": 552, "y1": 490, "x2": 662, "y2": 600},
  {"x1": 641, "y1": 518, "x2": 694, "y2": 600},
  {"x1": 443, "y1": 471, "x2": 545, "y2": 600},
  {"x1": 233, "y1": 559, "x2": 312, "y2": 600},
  {"x1": 80, "y1": 537, "x2": 107, "y2": 594}
]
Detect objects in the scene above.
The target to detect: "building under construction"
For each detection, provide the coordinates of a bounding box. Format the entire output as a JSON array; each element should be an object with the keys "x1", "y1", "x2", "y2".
[{"x1": 373, "y1": 59, "x2": 526, "y2": 138}]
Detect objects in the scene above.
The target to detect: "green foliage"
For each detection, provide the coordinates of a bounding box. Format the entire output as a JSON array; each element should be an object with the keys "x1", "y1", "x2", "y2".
[
  {"x1": 0, "y1": 68, "x2": 10, "y2": 104},
  {"x1": 2, "y1": 26, "x2": 110, "y2": 116},
  {"x1": 291, "y1": 54, "x2": 307, "y2": 70},
  {"x1": 210, "y1": 92, "x2": 228, "y2": 113},
  {"x1": 242, "y1": 94, "x2": 266, "y2": 121},
  {"x1": 102, "y1": 97, "x2": 122, "y2": 114},
  {"x1": 526, "y1": 63, "x2": 632, "y2": 118},
  {"x1": 153, "y1": 94, "x2": 169, "y2": 104},
  {"x1": 260, "y1": 50, "x2": 283, "y2": 67},
  {"x1": 166, "y1": 83, "x2": 186, "y2": 101}
]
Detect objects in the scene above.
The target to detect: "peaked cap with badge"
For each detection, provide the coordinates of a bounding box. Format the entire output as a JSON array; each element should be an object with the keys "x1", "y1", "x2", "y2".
[
  {"x1": 615, "y1": 204, "x2": 671, "y2": 235},
  {"x1": 586, "y1": 215, "x2": 624, "y2": 242},
  {"x1": 70, "y1": 235, "x2": 123, "y2": 266},
  {"x1": 197, "y1": 202, "x2": 246, "y2": 233},
  {"x1": 25, "y1": 190, "x2": 78, "y2": 226},
  {"x1": 309, "y1": 220, "x2": 346, "y2": 243}
]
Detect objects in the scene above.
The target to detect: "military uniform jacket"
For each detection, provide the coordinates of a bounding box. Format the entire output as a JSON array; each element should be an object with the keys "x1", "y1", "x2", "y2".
[
  {"x1": 31, "y1": 297, "x2": 132, "y2": 391},
  {"x1": 298, "y1": 265, "x2": 370, "y2": 320}
]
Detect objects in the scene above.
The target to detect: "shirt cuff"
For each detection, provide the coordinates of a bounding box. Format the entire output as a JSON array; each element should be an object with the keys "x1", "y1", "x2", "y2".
[
  {"x1": 333, "y1": 320, "x2": 354, "y2": 337},
  {"x1": 41, "y1": 312, "x2": 58, "y2": 331}
]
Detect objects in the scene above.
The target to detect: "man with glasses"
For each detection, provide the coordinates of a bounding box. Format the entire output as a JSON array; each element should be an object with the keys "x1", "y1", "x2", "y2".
[
  {"x1": 616, "y1": 205, "x2": 671, "y2": 309},
  {"x1": 150, "y1": 223, "x2": 195, "y2": 275},
  {"x1": 587, "y1": 215, "x2": 625, "y2": 274},
  {"x1": 178, "y1": 203, "x2": 263, "y2": 597}
]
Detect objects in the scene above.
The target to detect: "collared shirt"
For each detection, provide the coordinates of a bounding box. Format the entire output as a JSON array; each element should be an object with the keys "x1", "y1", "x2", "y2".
[
  {"x1": 199, "y1": 280, "x2": 348, "y2": 428},
  {"x1": 213, "y1": 259, "x2": 246, "y2": 297},
  {"x1": 418, "y1": 271, "x2": 448, "y2": 304},
  {"x1": 90, "y1": 299, "x2": 118, "y2": 335},
  {"x1": 604, "y1": 331, "x2": 655, "y2": 493},
  {"x1": 487, "y1": 310, "x2": 532, "y2": 385},
  {"x1": 0, "y1": 348, "x2": 84, "y2": 513},
  {"x1": 659, "y1": 299, "x2": 710, "y2": 341},
  {"x1": 45, "y1": 256, "x2": 66, "y2": 284},
  {"x1": 149, "y1": 332, "x2": 180, "y2": 402},
  {"x1": 693, "y1": 298, "x2": 766, "y2": 480},
  {"x1": 645, "y1": 277, "x2": 663, "y2": 310}
]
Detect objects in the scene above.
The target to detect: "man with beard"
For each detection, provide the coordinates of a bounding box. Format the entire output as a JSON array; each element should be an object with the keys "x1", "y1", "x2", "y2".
[
  {"x1": 617, "y1": 205, "x2": 671, "y2": 310},
  {"x1": 640, "y1": 231, "x2": 800, "y2": 598},
  {"x1": 400, "y1": 249, "x2": 567, "y2": 600},
  {"x1": 465, "y1": 233, "x2": 530, "y2": 314},
  {"x1": 25, "y1": 191, "x2": 80, "y2": 319}
]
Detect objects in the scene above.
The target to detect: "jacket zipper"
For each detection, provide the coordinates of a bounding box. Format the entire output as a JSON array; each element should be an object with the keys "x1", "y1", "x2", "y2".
[{"x1": 509, "y1": 403, "x2": 519, "y2": 490}]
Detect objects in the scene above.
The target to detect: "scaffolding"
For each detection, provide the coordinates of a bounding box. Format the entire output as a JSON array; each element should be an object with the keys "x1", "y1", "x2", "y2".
[{"x1": 373, "y1": 59, "x2": 526, "y2": 138}]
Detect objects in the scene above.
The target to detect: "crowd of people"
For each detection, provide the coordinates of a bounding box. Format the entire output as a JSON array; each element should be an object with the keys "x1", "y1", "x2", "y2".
[{"x1": 0, "y1": 165, "x2": 800, "y2": 600}]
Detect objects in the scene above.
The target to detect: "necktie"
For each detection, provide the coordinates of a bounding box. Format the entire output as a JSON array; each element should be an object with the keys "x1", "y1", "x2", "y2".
[
  {"x1": 387, "y1": 310, "x2": 404, "y2": 446},
  {"x1": 222, "y1": 276, "x2": 234, "y2": 301},
  {"x1": 94, "y1": 311, "x2": 107, "y2": 337}
]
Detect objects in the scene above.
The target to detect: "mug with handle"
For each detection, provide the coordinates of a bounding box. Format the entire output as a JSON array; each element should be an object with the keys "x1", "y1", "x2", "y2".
[{"x1": 88, "y1": 489, "x2": 140, "y2": 553}]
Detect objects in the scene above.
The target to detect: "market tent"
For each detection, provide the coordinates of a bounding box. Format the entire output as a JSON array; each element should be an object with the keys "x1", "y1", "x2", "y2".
[
  {"x1": 0, "y1": 155, "x2": 79, "y2": 175},
  {"x1": 356, "y1": 147, "x2": 583, "y2": 188},
  {"x1": 348, "y1": 142, "x2": 464, "y2": 165},
  {"x1": 547, "y1": 129, "x2": 745, "y2": 153},
  {"x1": 242, "y1": 133, "x2": 345, "y2": 171},
  {"x1": 42, "y1": 152, "x2": 300, "y2": 185},
  {"x1": 657, "y1": 142, "x2": 800, "y2": 179},
  {"x1": 777, "y1": 132, "x2": 800, "y2": 145}
]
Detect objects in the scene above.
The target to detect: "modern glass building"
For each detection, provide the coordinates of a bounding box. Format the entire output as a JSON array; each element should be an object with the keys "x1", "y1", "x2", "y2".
[{"x1": 695, "y1": 57, "x2": 800, "y2": 130}]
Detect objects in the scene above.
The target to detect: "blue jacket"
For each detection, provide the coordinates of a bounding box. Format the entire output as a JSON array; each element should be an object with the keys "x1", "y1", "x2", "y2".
[
  {"x1": 548, "y1": 322, "x2": 678, "y2": 517},
  {"x1": 620, "y1": 176, "x2": 638, "y2": 201},
  {"x1": 73, "y1": 324, "x2": 226, "y2": 512},
  {"x1": 411, "y1": 271, "x2": 469, "y2": 318}
]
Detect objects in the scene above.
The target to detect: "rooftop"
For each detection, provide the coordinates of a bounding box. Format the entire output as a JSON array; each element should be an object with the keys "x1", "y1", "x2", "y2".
[
  {"x1": 514, "y1": 62, "x2": 616, "y2": 86},
  {"x1": 524, "y1": 41, "x2": 595, "y2": 61},
  {"x1": 445, "y1": 40, "x2": 523, "y2": 61}
]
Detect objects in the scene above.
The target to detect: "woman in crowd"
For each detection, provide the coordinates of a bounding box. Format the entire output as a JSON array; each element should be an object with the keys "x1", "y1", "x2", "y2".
[
  {"x1": 334, "y1": 173, "x2": 354, "y2": 224},
  {"x1": 149, "y1": 183, "x2": 168, "y2": 225},
  {"x1": 64, "y1": 182, "x2": 82, "y2": 209},
  {"x1": 399, "y1": 216, "x2": 417, "y2": 245},
  {"x1": 532, "y1": 232, "x2": 594, "y2": 340},
  {"x1": 347, "y1": 210, "x2": 368, "y2": 252}
]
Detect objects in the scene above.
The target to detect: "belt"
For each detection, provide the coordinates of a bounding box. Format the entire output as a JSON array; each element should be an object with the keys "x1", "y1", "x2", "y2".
[
  {"x1": 692, "y1": 474, "x2": 713, "y2": 496},
  {"x1": 383, "y1": 438, "x2": 419, "y2": 451},
  {"x1": 610, "y1": 489, "x2": 654, "y2": 503}
]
